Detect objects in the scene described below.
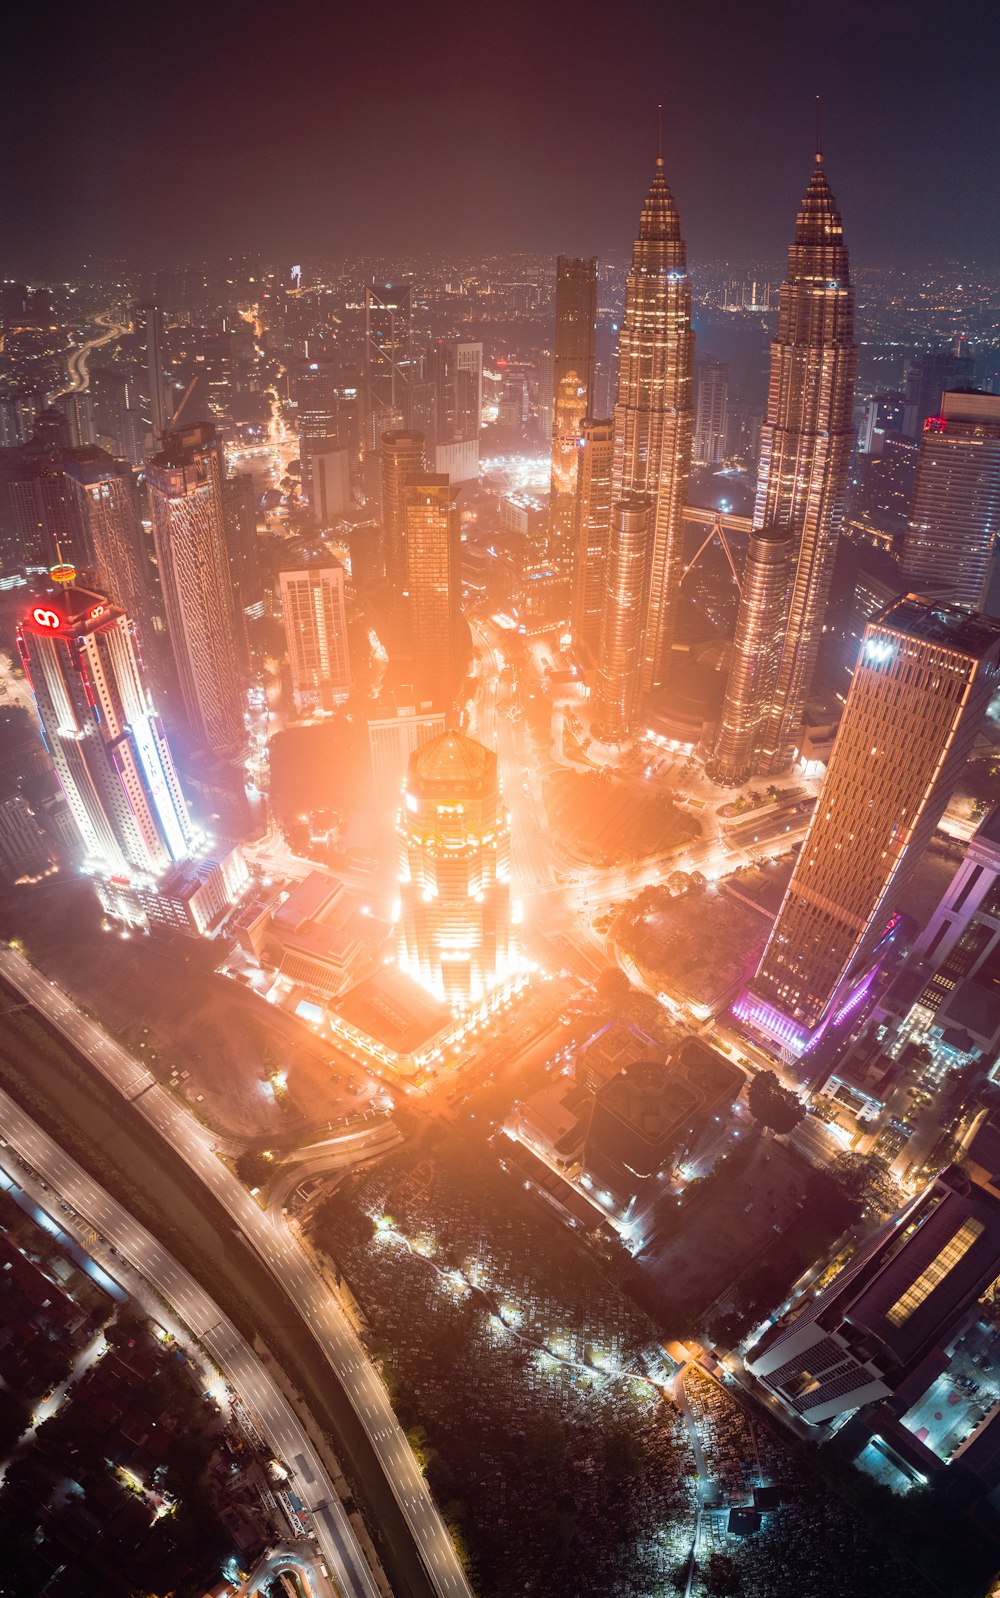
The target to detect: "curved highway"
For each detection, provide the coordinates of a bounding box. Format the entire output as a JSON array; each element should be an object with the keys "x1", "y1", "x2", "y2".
[
  {"x1": 0, "y1": 1084, "x2": 361, "y2": 1598},
  {"x1": 51, "y1": 309, "x2": 129, "y2": 400},
  {"x1": 0, "y1": 945, "x2": 473, "y2": 1598}
]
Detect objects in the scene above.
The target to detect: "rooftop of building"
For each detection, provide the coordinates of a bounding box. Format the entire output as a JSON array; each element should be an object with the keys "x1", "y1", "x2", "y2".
[
  {"x1": 147, "y1": 420, "x2": 217, "y2": 469},
  {"x1": 20, "y1": 582, "x2": 119, "y2": 635},
  {"x1": 939, "y1": 388, "x2": 1000, "y2": 422},
  {"x1": 277, "y1": 542, "x2": 344, "y2": 575},
  {"x1": 794, "y1": 153, "x2": 846, "y2": 250},
  {"x1": 273, "y1": 870, "x2": 345, "y2": 930},
  {"x1": 334, "y1": 963, "x2": 450, "y2": 1054},
  {"x1": 409, "y1": 729, "x2": 495, "y2": 793},
  {"x1": 597, "y1": 1058, "x2": 697, "y2": 1141},
  {"x1": 878, "y1": 594, "x2": 1000, "y2": 657}
]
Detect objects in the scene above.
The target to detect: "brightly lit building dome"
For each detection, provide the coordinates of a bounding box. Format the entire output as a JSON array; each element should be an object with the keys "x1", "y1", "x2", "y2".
[{"x1": 395, "y1": 729, "x2": 520, "y2": 1009}]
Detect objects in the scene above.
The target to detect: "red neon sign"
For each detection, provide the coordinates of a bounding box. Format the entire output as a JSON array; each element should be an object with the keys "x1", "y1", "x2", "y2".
[
  {"x1": 88, "y1": 604, "x2": 106, "y2": 620},
  {"x1": 31, "y1": 608, "x2": 60, "y2": 629},
  {"x1": 924, "y1": 415, "x2": 948, "y2": 433}
]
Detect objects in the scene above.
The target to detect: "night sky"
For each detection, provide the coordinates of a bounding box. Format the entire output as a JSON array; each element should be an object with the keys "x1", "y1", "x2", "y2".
[{"x1": 5, "y1": 0, "x2": 1000, "y2": 272}]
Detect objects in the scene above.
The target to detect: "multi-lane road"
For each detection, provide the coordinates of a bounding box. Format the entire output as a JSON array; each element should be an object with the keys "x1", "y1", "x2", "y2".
[
  {"x1": 50, "y1": 310, "x2": 129, "y2": 400},
  {"x1": 0, "y1": 945, "x2": 473, "y2": 1598},
  {"x1": 0, "y1": 1083, "x2": 354, "y2": 1598}
]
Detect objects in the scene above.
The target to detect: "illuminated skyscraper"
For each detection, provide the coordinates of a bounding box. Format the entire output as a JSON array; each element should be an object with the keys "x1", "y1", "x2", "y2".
[
  {"x1": 739, "y1": 597, "x2": 1000, "y2": 1055},
  {"x1": 62, "y1": 447, "x2": 151, "y2": 644},
  {"x1": 549, "y1": 256, "x2": 597, "y2": 570},
  {"x1": 380, "y1": 429, "x2": 425, "y2": 597},
  {"x1": 128, "y1": 301, "x2": 170, "y2": 463},
  {"x1": 570, "y1": 418, "x2": 614, "y2": 658},
  {"x1": 593, "y1": 152, "x2": 694, "y2": 734},
  {"x1": 593, "y1": 496, "x2": 653, "y2": 737},
  {"x1": 396, "y1": 729, "x2": 518, "y2": 1008},
  {"x1": 693, "y1": 358, "x2": 729, "y2": 467},
  {"x1": 17, "y1": 575, "x2": 196, "y2": 894},
  {"x1": 902, "y1": 389, "x2": 1000, "y2": 610},
  {"x1": 713, "y1": 155, "x2": 856, "y2": 782},
  {"x1": 146, "y1": 422, "x2": 246, "y2": 755},
  {"x1": 404, "y1": 474, "x2": 462, "y2": 710},
  {"x1": 279, "y1": 552, "x2": 350, "y2": 710},
  {"x1": 708, "y1": 526, "x2": 793, "y2": 785}
]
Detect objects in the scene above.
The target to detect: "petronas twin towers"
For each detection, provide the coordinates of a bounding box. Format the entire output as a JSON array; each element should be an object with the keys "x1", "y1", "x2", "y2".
[{"x1": 589, "y1": 147, "x2": 856, "y2": 784}]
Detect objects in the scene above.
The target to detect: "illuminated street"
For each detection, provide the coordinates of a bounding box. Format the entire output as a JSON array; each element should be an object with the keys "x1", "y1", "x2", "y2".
[{"x1": 0, "y1": 945, "x2": 474, "y2": 1598}]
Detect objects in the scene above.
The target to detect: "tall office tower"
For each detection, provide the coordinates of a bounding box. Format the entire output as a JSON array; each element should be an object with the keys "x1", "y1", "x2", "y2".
[
  {"x1": 692, "y1": 358, "x2": 729, "y2": 467},
  {"x1": 713, "y1": 154, "x2": 856, "y2": 782},
  {"x1": 592, "y1": 496, "x2": 653, "y2": 737},
  {"x1": 17, "y1": 575, "x2": 196, "y2": 891},
  {"x1": 596, "y1": 152, "x2": 694, "y2": 733},
  {"x1": 901, "y1": 390, "x2": 1000, "y2": 610},
  {"x1": 294, "y1": 358, "x2": 338, "y2": 449},
  {"x1": 365, "y1": 283, "x2": 412, "y2": 448},
  {"x1": 569, "y1": 418, "x2": 614, "y2": 658},
  {"x1": 708, "y1": 526, "x2": 794, "y2": 784},
  {"x1": 62, "y1": 448, "x2": 150, "y2": 643},
  {"x1": 404, "y1": 475, "x2": 462, "y2": 710},
  {"x1": 902, "y1": 348, "x2": 976, "y2": 439},
  {"x1": 432, "y1": 339, "x2": 483, "y2": 445},
  {"x1": 910, "y1": 801, "x2": 1000, "y2": 973},
  {"x1": 131, "y1": 302, "x2": 170, "y2": 444},
  {"x1": 429, "y1": 339, "x2": 482, "y2": 486},
  {"x1": 395, "y1": 729, "x2": 518, "y2": 1008},
  {"x1": 224, "y1": 472, "x2": 263, "y2": 623},
  {"x1": 278, "y1": 553, "x2": 350, "y2": 711},
  {"x1": 309, "y1": 444, "x2": 351, "y2": 525},
  {"x1": 893, "y1": 804, "x2": 1000, "y2": 1074},
  {"x1": 380, "y1": 430, "x2": 425, "y2": 596},
  {"x1": 748, "y1": 1164, "x2": 1000, "y2": 1426},
  {"x1": 146, "y1": 423, "x2": 246, "y2": 755},
  {"x1": 739, "y1": 597, "x2": 1000, "y2": 1055},
  {"x1": 549, "y1": 257, "x2": 597, "y2": 570}
]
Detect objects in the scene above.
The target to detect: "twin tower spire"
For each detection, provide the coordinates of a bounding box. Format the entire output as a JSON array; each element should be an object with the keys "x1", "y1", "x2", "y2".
[{"x1": 590, "y1": 129, "x2": 855, "y2": 783}]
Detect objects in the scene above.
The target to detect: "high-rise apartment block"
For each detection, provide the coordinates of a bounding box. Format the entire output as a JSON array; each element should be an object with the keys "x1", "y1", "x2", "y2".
[
  {"x1": 749, "y1": 1165, "x2": 1000, "y2": 1425},
  {"x1": 404, "y1": 475, "x2": 462, "y2": 710},
  {"x1": 146, "y1": 422, "x2": 246, "y2": 755},
  {"x1": 902, "y1": 390, "x2": 1000, "y2": 610},
  {"x1": 739, "y1": 597, "x2": 1000, "y2": 1054},
  {"x1": 279, "y1": 553, "x2": 350, "y2": 710},
  {"x1": 713, "y1": 156, "x2": 856, "y2": 782},
  {"x1": 549, "y1": 257, "x2": 597, "y2": 570},
  {"x1": 62, "y1": 447, "x2": 150, "y2": 644},
  {"x1": 569, "y1": 418, "x2": 614, "y2": 658},
  {"x1": 396, "y1": 730, "x2": 518, "y2": 1008},
  {"x1": 380, "y1": 429, "x2": 425, "y2": 596},
  {"x1": 128, "y1": 302, "x2": 170, "y2": 463},
  {"x1": 592, "y1": 154, "x2": 694, "y2": 735},
  {"x1": 693, "y1": 358, "x2": 729, "y2": 467}
]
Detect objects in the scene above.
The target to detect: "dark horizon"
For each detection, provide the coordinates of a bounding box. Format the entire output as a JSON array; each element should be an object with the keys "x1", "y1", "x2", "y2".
[{"x1": 5, "y1": 0, "x2": 1000, "y2": 276}]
